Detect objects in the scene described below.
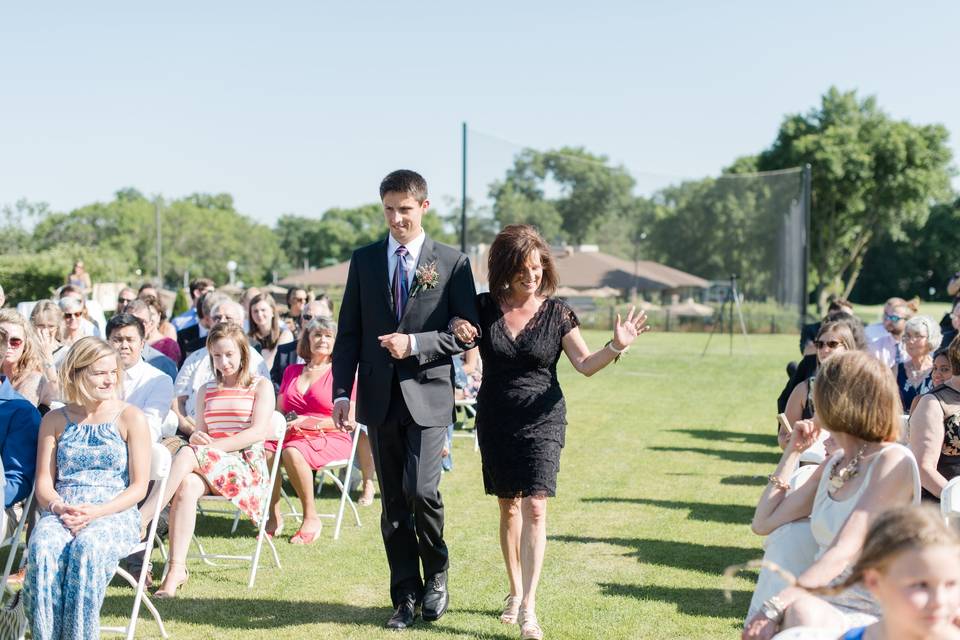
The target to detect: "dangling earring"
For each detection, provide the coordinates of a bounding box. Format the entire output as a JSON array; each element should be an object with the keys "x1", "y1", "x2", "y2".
[{"x1": 503, "y1": 282, "x2": 510, "y2": 290}]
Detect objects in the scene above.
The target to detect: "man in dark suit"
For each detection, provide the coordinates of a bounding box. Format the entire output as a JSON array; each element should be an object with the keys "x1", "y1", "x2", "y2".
[{"x1": 332, "y1": 170, "x2": 479, "y2": 630}]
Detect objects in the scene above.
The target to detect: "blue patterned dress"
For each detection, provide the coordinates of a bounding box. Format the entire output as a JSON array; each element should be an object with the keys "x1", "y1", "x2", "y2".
[{"x1": 25, "y1": 409, "x2": 141, "y2": 640}]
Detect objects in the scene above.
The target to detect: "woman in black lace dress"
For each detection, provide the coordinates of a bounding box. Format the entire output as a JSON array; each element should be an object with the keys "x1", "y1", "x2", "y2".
[{"x1": 452, "y1": 225, "x2": 649, "y2": 640}]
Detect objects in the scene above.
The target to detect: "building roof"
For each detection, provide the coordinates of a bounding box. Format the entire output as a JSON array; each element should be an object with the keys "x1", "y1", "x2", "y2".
[
  {"x1": 277, "y1": 261, "x2": 351, "y2": 287},
  {"x1": 551, "y1": 250, "x2": 709, "y2": 291}
]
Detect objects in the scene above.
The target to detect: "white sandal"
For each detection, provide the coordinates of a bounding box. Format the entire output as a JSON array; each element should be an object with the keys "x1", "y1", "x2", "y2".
[
  {"x1": 500, "y1": 594, "x2": 522, "y2": 624},
  {"x1": 519, "y1": 608, "x2": 543, "y2": 640}
]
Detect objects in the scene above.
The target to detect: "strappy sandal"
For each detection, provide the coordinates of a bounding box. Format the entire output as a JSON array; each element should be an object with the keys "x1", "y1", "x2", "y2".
[
  {"x1": 519, "y1": 608, "x2": 544, "y2": 640},
  {"x1": 153, "y1": 565, "x2": 189, "y2": 599},
  {"x1": 500, "y1": 594, "x2": 522, "y2": 624}
]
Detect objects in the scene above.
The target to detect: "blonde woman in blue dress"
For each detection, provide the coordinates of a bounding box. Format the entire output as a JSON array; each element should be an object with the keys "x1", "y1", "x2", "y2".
[{"x1": 25, "y1": 337, "x2": 151, "y2": 640}]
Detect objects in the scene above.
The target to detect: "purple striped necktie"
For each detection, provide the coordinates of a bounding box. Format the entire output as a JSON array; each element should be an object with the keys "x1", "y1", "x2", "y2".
[{"x1": 393, "y1": 245, "x2": 409, "y2": 321}]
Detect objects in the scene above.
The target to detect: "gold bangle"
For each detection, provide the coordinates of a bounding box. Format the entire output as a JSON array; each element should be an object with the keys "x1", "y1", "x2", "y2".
[{"x1": 767, "y1": 475, "x2": 790, "y2": 491}]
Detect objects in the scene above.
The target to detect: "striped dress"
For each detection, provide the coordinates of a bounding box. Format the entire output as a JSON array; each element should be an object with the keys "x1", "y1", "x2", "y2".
[{"x1": 191, "y1": 377, "x2": 269, "y2": 524}]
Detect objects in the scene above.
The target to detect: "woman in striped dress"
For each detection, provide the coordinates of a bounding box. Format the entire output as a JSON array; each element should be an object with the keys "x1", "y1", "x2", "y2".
[{"x1": 142, "y1": 322, "x2": 275, "y2": 598}]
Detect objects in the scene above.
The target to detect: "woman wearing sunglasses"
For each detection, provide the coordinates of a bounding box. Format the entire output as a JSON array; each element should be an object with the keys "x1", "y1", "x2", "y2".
[
  {"x1": 779, "y1": 321, "x2": 858, "y2": 453},
  {"x1": 0, "y1": 309, "x2": 58, "y2": 410}
]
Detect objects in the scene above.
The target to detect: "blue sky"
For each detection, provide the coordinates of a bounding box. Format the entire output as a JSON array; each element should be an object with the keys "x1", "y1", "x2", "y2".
[{"x1": 1, "y1": 2, "x2": 957, "y2": 225}]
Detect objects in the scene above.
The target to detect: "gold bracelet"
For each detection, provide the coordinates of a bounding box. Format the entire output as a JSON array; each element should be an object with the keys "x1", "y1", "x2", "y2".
[{"x1": 767, "y1": 475, "x2": 790, "y2": 491}]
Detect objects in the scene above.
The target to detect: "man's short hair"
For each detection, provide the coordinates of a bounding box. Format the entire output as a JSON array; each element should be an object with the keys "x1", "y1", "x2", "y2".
[
  {"x1": 106, "y1": 313, "x2": 145, "y2": 340},
  {"x1": 199, "y1": 292, "x2": 230, "y2": 320},
  {"x1": 190, "y1": 277, "x2": 215, "y2": 297},
  {"x1": 379, "y1": 169, "x2": 428, "y2": 203}
]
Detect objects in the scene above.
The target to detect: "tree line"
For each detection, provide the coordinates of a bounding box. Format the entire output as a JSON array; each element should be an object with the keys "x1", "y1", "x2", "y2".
[{"x1": 0, "y1": 87, "x2": 955, "y2": 308}]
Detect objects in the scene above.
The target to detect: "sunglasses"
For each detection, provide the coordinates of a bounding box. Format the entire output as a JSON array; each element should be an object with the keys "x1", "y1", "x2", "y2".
[
  {"x1": 815, "y1": 339, "x2": 844, "y2": 350},
  {"x1": 64, "y1": 311, "x2": 83, "y2": 319},
  {"x1": 5, "y1": 337, "x2": 23, "y2": 348},
  {"x1": 884, "y1": 313, "x2": 905, "y2": 323},
  {"x1": 292, "y1": 297, "x2": 308, "y2": 303},
  {"x1": 117, "y1": 297, "x2": 135, "y2": 305},
  {"x1": 301, "y1": 314, "x2": 315, "y2": 322}
]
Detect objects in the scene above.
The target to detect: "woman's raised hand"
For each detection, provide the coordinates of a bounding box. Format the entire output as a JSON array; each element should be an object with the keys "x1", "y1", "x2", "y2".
[
  {"x1": 787, "y1": 419, "x2": 820, "y2": 454},
  {"x1": 611, "y1": 306, "x2": 650, "y2": 350}
]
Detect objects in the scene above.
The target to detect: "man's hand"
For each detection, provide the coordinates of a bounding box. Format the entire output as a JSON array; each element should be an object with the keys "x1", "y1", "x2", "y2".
[
  {"x1": 333, "y1": 399, "x2": 354, "y2": 432},
  {"x1": 379, "y1": 333, "x2": 412, "y2": 359}
]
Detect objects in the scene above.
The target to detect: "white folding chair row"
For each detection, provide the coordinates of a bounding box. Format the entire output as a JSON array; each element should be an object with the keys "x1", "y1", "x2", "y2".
[
  {"x1": 282, "y1": 424, "x2": 364, "y2": 540},
  {"x1": 941, "y1": 476, "x2": 960, "y2": 527},
  {"x1": 0, "y1": 488, "x2": 33, "y2": 597},
  {"x1": 102, "y1": 442, "x2": 172, "y2": 639},
  {"x1": 186, "y1": 411, "x2": 287, "y2": 588}
]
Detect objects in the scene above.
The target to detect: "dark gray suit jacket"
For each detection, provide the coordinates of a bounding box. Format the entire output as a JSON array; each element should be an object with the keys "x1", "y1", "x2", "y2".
[{"x1": 332, "y1": 236, "x2": 480, "y2": 427}]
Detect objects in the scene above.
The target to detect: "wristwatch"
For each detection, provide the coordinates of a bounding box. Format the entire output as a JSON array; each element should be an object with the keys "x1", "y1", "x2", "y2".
[{"x1": 761, "y1": 596, "x2": 786, "y2": 623}]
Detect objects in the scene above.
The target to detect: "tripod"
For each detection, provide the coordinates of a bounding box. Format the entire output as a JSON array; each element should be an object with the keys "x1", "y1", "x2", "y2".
[{"x1": 702, "y1": 274, "x2": 750, "y2": 356}]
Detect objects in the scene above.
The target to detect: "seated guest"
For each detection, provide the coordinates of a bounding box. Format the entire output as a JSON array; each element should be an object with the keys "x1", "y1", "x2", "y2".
[
  {"x1": 173, "y1": 302, "x2": 270, "y2": 437},
  {"x1": 140, "y1": 323, "x2": 275, "y2": 598},
  {"x1": 176, "y1": 291, "x2": 229, "y2": 365},
  {"x1": 125, "y1": 300, "x2": 177, "y2": 381},
  {"x1": 909, "y1": 347, "x2": 953, "y2": 415},
  {"x1": 271, "y1": 299, "x2": 330, "y2": 389},
  {"x1": 115, "y1": 287, "x2": 137, "y2": 314},
  {"x1": 939, "y1": 299, "x2": 960, "y2": 350},
  {"x1": 264, "y1": 318, "x2": 374, "y2": 542},
  {"x1": 248, "y1": 293, "x2": 294, "y2": 371},
  {"x1": 137, "y1": 286, "x2": 177, "y2": 340},
  {"x1": 0, "y1": 309, "x2": 58, "y2": 409},
  {"x1": 866, "y1": 298, "x2": 916, "y2": 368},
  {"x1": 171, "y1": 277, "x2": 215, "y2": 332},
  {"x1": 106, "y1": 314, "x2": 175, "y2": 442},
  {"x1": 57, "y1": 295, "x2": 94, "y2": 354},
  {"x1": 26, "y1": 337, "x2": 151, "y2": 639},
  {"x1": 128, "y1": 296, "x2": 181, "y2": 364},
  {"x1": 30, "y1": 300, "x2": 65, "y2": 365},
  {"x1": 780, "y1": 321, "x2": 858, "y2": 452},
  {"x1": 282, "y1": 287, "x2": 309, "y2": 337},
  {"x1": 744, "y1": 351, "x2": 920, "y2": 639},
  {"x1": 909, "y1": 337, "x2": 960, "y2": 502},
  {"x1": 0, "y1": 325, "x2": 41, "y2": 509},
  {"x1": 897, "y1": 315, "x2": 940, "y2": 411},
  {"x1": 798, "y1": 298, "x2": 854, "y2": 357},
  {"x1": 771, "y1": 505, "x2": 960, "y2": 640}
]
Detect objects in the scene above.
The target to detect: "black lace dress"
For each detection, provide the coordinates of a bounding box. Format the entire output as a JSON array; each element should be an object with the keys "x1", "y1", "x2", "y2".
[{"x1": 475, "y1": 293, "x2": 580, "y2": 498}]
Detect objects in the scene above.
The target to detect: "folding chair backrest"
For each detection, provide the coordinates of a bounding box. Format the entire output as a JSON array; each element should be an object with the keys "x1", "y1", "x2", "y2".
[
  {"x1": 270, "y1": 411, "x2": 287, "y2": 441},
  {"x1": 942, "y1": 476, "x2": 960, "y2": 525}
]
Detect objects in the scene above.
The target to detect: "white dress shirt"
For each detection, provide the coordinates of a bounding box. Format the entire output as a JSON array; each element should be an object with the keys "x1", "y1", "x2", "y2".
[
  {"x1": 123, "y1": 358, "x2": 175, "y2": 442},
  {"x1": 174, "y1": 346, "x2": 270, "y2": 418}
]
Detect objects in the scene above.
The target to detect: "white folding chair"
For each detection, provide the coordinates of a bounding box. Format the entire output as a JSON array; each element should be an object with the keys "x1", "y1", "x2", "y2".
[
  {"x1": 283, "y1": 425, "x2": 364, "y2": 540},
  {"x1": 102, "y1": 443, "x2": 172, "y2": 639},
  {"x1": 453, "y1": 398, "x2": 479, "y2": 452},
  {"x1": 0, "y1": 488, "x2": 34, "y2": 596},
  {"x1": 941, "y1": 476, "x2": 960, "y2": 527},
  {"x1": 188, "y1": 411, "x2": 286, "y2": 588}
]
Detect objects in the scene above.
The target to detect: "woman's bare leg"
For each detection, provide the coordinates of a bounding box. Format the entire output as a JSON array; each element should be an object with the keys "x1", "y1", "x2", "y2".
[
  {"x1": 498, "y1": 497, "x2": 523, "y2": 598},
  {"x1": 519, "y1": 496, "x2": 547, "y2": 612},
  {"x1": 282, "y1": 448, "x2": 321, "y2": 534}
]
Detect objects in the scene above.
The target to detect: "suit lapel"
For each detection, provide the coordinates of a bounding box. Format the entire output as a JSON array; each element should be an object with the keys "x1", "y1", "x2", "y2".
[{"x1": 399, "y1": 236, "x2": 437, "y2": 327}]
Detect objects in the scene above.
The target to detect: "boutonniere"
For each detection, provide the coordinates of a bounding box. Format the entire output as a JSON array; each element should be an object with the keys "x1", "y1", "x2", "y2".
[{"x1": 410, "y1": 260, "x2": 440, "y2": 297}]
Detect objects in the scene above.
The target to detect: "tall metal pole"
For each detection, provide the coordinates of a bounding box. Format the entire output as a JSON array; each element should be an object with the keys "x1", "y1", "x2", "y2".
[
  {"x1": 155, "y1": 200, "x2": 162, "y2": 285},
  {"x1": 801, "y1": 164, "x2": 812, "y2": 326},
  {"x1": 460, "y1": 121, "x2": 467, "y2": 253}
]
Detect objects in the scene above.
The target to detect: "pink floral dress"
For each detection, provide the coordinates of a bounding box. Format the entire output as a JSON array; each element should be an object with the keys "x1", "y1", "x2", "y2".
[{"x1": 191, "y1": 377, "x2": 269, "y2": 524}]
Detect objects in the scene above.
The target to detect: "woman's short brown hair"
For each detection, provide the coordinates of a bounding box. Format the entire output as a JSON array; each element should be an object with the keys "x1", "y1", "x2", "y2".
[
  {"x1": 58, "y1": 336, "x2": 123, "y2": 405},
  {"x1": 813, "y1": 350, "x2": 901, "y2": 442},
  {"x1": 206, "y1": 322, "x2": 253, "y2": 388},
  {"x1": 487, "y1": 224, "x2": 559, "y2": 302},
  {"x1": 297, "y1": 317, "x2": 337, "y2": 361}
]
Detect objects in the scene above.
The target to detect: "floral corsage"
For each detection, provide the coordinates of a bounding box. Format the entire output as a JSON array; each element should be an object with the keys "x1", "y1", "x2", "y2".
[{"x1": 410, "y1": 260, "x2": 440, "y2": 297}]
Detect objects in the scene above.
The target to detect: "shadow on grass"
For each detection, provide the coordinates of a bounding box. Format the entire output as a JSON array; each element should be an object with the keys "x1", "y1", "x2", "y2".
[
  {"x1": 101, "y1": 596, "x2": 515, "y2": 638},
  {"x1": 720, "y1": 475, "x2": 767, "y2": 486},
  {"x1": 581, "y1": 498, "x2": 753, "y2": 525},
  {"x1": 599, "y1": 582, "x2": 749, "y2": 621},
  {"x1": 648, "y1": 446, "x2": 780, "y2": 465},
  {"x1": 550, "y1": 535, "x2": 758, "y2": 574},
  {"x1": 669, "y1": 428, "x2": 777, "y2": 448}
]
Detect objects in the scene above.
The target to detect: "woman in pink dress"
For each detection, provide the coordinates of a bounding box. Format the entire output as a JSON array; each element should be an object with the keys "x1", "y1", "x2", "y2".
[
  {"x1": 140, "y1": 322, "x2": 275, "y2": 598},
  {"x1": 264, "y1": 317, "x2": 375, "y2": 544}
]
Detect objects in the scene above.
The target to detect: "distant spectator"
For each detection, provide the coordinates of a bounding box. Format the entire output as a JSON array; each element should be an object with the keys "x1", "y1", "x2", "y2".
[
  {"x1": 798, "y1": 297, "x2": 854, "y2": 356},
  {"x1": 106, "y1": 313, "x2": 175, "y2": 443},
  {"x1": 0, "y1": 309, "x2": 58, "y2": 409},
  {"x1": 939, "y1": 300, "x2": 960, "y2": 350},
  {"x1": 171, "y1": 277, "x2": 215, "y2": 332},
  {"x1": 64, "y1": 260, "x2": 92, "y2": 297},
  {"x1": 0, "y1": 284, "x2": 6, "y2": 308},
  {"x1": 0, "y1": 324, "x2": 41, "y2": 509},
  {"x1": 29, "y1": 300, "x2": 65, "y2": 365},
  {"x1": 58, "y1": 288, "x2": 101, "y2": 341},
  {"x1": 284, "y1": 288, "x2": 309, "y2": 335},
  {"x1": 137, "y1": 285, "x2": 177, "y2": 339},
  {"x1": 897, "y1": 315, "x2": 941, "y2": 412},
  {"x1": 248, "y1": 293, "x2": 294, "y2": 371},
  {"x1": 115, "y1": 287, "x2": 137, "y2": 315},
  {"x1": 238, "y1": 287, "x2": 262, "y2": 311},
  {"x1": 910, "y1": 337, "x2": 960, "y2": 502},
  {"x1": 137, "y1": 283, "x2": 157, "y2": 300},
  {"x1": 176, "y1": 291, "x2": 229, "y2": 365},
  {"x1": 271, "y1": 300, "x2": 331, "y2": 390},
  {"x1": 128, "y1": 297, "x2": 181, "y2": 364},
  {"x1": 173, "y1": 303, "x2": 270, "y2": 434},
  {"x1": 866, "y1": 297, "x2": 917, "y2": 368}
]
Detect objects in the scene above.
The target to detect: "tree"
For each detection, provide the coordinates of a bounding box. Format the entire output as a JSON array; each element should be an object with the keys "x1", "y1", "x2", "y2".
[
  {"x1": 756, "y1": 87, "x2": 954, "y2": 309},
  {"x1": 490, "y1": 147, "x2": 635, "y2": 244}
]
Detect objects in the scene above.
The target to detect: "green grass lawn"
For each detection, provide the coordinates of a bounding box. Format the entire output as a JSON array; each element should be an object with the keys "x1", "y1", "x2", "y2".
[{"x1": 101, "y1": 331, "x2": 794, "y2": 639}]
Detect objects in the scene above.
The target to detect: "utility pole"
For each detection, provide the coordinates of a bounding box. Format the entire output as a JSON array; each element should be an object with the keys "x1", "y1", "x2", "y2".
[
  {"x1": 460, "y1": 121, "x2": 467, "y2": 253},
  {"x1": 155, "y1": 199, "x2": 162, "y2": 285}
]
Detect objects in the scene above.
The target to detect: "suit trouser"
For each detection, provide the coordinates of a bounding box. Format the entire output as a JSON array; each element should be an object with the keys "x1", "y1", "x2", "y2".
[{"x1": 368, "y1": 377, "x2": 448, "y2": 606}]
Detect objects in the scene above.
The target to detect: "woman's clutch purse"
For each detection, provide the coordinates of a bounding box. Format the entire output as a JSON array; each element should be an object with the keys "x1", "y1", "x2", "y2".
[{"x1": 285, "y1": 412, "x2": 336, "y2": 434}]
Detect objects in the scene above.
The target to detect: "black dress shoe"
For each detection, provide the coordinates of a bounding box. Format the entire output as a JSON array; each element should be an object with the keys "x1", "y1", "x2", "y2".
[
  {"x1": 386, "y1": 596, "x2": 418, "y2": 630},
  {"x1": 421, "y1": 572, "x2": 448, "y2": 621}
]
